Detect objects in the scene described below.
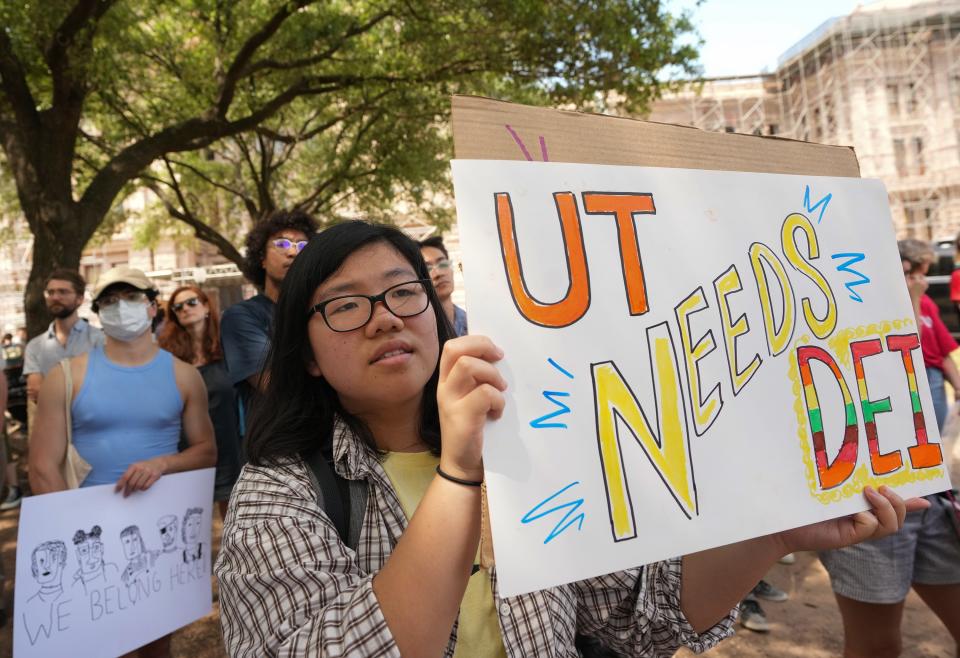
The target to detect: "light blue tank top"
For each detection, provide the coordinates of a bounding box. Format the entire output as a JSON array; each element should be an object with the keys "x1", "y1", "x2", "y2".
[{"x1": 72, "y1": 346, "x2": 183, "y2": 487}]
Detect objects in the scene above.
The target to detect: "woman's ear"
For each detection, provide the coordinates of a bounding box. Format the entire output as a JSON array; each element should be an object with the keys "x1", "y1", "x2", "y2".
[{"x1": 306, "y1": 357, "x2": 323, "y2": 378}]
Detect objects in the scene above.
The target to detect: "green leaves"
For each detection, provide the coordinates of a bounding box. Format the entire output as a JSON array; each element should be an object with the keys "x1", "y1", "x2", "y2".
[{"x1": 1, "y1": 0, "x2": 701, "y2": 258}]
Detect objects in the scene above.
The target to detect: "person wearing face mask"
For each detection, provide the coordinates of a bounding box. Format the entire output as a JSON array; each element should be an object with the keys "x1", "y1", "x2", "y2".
[{"x1": 28, "y1": 266, "x2": 216, "y2": 658}]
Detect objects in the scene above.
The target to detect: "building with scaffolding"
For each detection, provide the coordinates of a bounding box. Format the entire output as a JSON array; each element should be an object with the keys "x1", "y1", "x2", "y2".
[{"x1": 647, "y1": 0, "x2": 960, "y2": 240}]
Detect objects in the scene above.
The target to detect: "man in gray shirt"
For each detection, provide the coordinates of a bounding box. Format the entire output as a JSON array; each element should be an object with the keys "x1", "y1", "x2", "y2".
[{"x1": 4, "y1": 269, "x2": 103, "y2": 510}]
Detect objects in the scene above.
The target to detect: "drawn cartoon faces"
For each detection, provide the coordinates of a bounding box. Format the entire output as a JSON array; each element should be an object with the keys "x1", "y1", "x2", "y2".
[
  {"x1": 72, "y1": 526, "x2": 105, "y2": 577},
  {"x1": 119, "y1": 525, "x2": 146, "y2": 561},
  {"x1": 157, "y1": 515, "x2": 178, "y2": 551},
  {"x1": 31, "y1": 541, "x2": 67, "y2": 587},
  {"x1": 182, "y1": 508, "x2": 202, "y2": 546}
]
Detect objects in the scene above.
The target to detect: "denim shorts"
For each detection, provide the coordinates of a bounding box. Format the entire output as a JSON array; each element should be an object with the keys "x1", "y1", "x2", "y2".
[{"x1": 819, "y1": 495, "x2": 960, "y2": 604}]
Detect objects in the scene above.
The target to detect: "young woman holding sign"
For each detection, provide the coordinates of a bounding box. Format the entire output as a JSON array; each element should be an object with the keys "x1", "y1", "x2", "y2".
[{"x1": 215, "y1": 220, "x2": 922, "y2": 657}]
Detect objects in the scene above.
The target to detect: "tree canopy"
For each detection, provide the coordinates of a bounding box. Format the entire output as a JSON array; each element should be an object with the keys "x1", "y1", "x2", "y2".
[{"x1": 0, "y1": 0, "x2": 700, "y2": 334}]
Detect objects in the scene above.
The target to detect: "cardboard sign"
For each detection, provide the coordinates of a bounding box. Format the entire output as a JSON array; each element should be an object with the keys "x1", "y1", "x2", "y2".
[
  {"x1": 14, "y1": 469, "x2": 215, "y2": 658},
  {"x1": 451, "y1": 156, "x2": 952, "y2": 597}
]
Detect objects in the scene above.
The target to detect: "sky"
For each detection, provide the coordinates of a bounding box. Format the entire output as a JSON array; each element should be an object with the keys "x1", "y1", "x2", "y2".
[{"x1": 673, "y1": 0, "x2": 867, "y2": 77}]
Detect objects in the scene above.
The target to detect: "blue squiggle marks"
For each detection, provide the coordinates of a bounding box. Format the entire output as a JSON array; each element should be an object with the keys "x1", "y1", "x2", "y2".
[
  {"x1": 530, "y1": 391, "x2": 572, "y2": 429},
  {"x1": 548, "y1": 357, "x2": 574, "y2": 379},
  {"x1": 531, "y1": 358, "x2": 574, "y2": 428},
  {"x1": 521, "y1": 481, "x2": 585, "y2": 544},
  {"x1": 831, "y1": 252, "x2": 870, "y2": 302},
  {"x1": 803, "y1": 185, "x2": 833, "y2": 224}
]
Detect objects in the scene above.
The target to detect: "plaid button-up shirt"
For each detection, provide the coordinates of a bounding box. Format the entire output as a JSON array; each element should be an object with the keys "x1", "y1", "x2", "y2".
[{"x1": 215, "y1": 423, "x2": 736, "y2": 657}]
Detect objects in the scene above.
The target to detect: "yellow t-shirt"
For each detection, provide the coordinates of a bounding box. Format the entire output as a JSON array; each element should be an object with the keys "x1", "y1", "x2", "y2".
[{"x1": 381, "y1": 451, "x2": 507, "y2": 658}]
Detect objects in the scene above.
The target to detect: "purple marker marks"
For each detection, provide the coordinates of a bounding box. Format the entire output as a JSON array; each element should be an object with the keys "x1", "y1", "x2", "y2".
[
  {"x1": 504, "y1": 124, "x2": 534, "y2": 161},
  {"x1": 504, "y1": 125, "x2": 548, "y2": 162}
]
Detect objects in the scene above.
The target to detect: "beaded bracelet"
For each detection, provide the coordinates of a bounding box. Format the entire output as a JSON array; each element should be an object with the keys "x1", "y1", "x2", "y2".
[{"x1": 435, "y1": 465, "x2": 483, "y2": 487}]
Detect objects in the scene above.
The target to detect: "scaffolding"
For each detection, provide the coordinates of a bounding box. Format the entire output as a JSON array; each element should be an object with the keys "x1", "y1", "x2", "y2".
[{"x1": 648, "y1": 0, "x2": 960, "y2": 240}]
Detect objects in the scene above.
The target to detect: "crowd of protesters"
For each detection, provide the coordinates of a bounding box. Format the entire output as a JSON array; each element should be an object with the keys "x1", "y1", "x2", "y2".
[{"x1": 0, "y1": 214, "x2": 955, "y2": 657}]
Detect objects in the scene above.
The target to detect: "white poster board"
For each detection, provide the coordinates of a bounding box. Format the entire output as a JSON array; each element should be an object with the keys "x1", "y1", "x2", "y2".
[
  {"x1": 14, "y1": 469, "x2": 215, "y2": 658},
  {"x1": 451, "y1": 160, "x2": 953, "y2": 597}
]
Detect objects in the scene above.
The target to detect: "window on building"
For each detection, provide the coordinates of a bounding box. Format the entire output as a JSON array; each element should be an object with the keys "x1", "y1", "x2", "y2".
[
  {"x1": 893, "y1": 138, "x2": 906, "y2": 176},
  {"x1": 887, "y1": 83, "x2": 900, "y2": 117},
  {"x1": 767, "y1": 124, "x2": 778, "y2": 135},
  {"x1": 913, "y1": 137, "x2": 925, "y2": 175}
]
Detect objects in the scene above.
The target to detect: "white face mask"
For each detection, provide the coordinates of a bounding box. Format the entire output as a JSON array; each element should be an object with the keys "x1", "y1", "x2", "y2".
[{"x1": 98, "y1": 299, "x2": 152, "y2": 341}]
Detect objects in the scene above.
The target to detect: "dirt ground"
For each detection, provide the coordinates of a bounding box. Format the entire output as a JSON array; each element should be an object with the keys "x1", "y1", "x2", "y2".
[{"x1": 0, "y1": 506, "x2": 954, "y2": 658}]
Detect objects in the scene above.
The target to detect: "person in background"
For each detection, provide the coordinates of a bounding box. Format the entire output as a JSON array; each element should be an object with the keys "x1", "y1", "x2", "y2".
[
  {"x1": 420, "y1": 235, "x2": 467, "y2": 336},
  {"x1": 901, "y1": 238, "x2": 960, "y2": 428},
  {"x1": 818, "y1": 238, "x2": 960, "y2": 658},
  {"x1": 11, "y1": 269, "x2": 104, "y2": 511},
  {"x1": 159, "y1": 285, "x2": 241, "y2": 517},
  {"x1": 221, "y1": 210, "x2": 317, "y2": 427},
  {"x1": 215, "y1": 220, "x2": 918, "y2": 658},
  {"x1": 14, "y1": 327, "x2": 27, "y2": 346},
  {"x1": 950, "y1": 231, "x2": 960, "y2": 328},
  {"x1": 29, "y1": 266, "x2": 216, "y2": 658}
]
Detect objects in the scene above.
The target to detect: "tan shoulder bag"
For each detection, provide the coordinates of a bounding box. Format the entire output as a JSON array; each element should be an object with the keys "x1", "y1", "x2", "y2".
[{"x1": 60, "y1": 360, "x2": 92, "y2": 488}]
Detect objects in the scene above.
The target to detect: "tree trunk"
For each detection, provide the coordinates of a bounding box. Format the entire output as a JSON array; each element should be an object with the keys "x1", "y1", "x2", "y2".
[{"x1": 23, "y1": 201, "x2": 84, "y2": 340}]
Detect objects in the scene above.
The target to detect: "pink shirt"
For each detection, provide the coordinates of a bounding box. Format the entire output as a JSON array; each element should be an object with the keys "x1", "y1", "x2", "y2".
[{"x1": 919, "y1": 295, "x2": 958, "y2": 370}]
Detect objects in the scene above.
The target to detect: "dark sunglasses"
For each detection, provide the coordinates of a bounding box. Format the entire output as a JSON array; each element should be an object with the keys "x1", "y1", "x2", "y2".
[
  {"x1": 171, "y1": 297, "x2": 202, "y2": 313},
  {"x1": 271, "y1": 238, "x2": 308, "y2": 253}
]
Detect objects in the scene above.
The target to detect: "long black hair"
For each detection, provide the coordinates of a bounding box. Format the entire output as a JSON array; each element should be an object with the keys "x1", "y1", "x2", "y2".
[{"x1": 245, "y1": 220, "x2": 455, "y2": 466}]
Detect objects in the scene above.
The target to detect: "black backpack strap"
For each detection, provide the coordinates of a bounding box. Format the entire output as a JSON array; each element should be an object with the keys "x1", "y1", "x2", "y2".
[
  {"x1": 345, "y1": 478, "x2": 368, "y2": 550},
  {"x1": 305, "y1": 447, "x2": 350, "y2": 544}
]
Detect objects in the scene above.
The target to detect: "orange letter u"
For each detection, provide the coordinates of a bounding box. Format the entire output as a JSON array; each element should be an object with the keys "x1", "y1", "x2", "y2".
[{"x1": 495, "y1": 192, "x2": 590, "y2": 328}]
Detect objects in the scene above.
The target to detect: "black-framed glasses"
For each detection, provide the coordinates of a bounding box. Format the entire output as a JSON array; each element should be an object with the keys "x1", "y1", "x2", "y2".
[
  {"x1": 425, "y1": 259, "x2": 452, "y2": 272},
  {"x1": 171, "y1": 297, "x2": 201, "y2": 313},
  {"x1": 271, "y1": 238, "x2": 308, "y2": 253},
  {"x1": 308, "y1": 279, "x2": 431, "y2": 332}
]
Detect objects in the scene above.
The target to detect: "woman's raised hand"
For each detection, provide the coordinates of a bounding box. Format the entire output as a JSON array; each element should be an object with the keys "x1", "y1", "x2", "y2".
[{"x1": 437, "y1": 336, "x2": 507, "y2": 482}]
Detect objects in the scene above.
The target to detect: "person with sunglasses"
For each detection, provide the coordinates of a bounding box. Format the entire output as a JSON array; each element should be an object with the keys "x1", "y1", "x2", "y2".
[
  {"x1": 221, "y1": 210, "x2": 318, "y2": 427},
  {"x1": 421, "y1": 235, "x2": 468, "y2": 336},
  {"x1": 215, "y1": 220, "x2": 918, "y2": 658},
  {"x1": 159, "y1": 285, "x2": 241, "y2": 517}
]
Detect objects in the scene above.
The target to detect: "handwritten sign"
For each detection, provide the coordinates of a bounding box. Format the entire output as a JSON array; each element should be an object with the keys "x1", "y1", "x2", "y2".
[
  {"x1": 14, "y1": 469, "x2": 214, "y2": 658},
  {"x1": 451, "y1": 160, "x2": 952, "y2": 597}
]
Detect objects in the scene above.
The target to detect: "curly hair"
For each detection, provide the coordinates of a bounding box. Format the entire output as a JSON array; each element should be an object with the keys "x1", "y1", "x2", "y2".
[
  {"x1": 242, "y1": 209, "x2": 319, "y2": 289},
  {"x1": 73, "y1": 525, "x2": 103, "y2": 545},
  {"x1": 158, "y1": 285, "x2": 223, "y2": 364}
]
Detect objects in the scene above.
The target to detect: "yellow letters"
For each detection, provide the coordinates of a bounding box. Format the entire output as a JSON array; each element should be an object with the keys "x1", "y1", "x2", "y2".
[
  {"x1": 782, "y1": 213, "x2": 837, "y2": 339},
  {"x1": 592, "y1": 322, "x2": 697, "y2": 541}
]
